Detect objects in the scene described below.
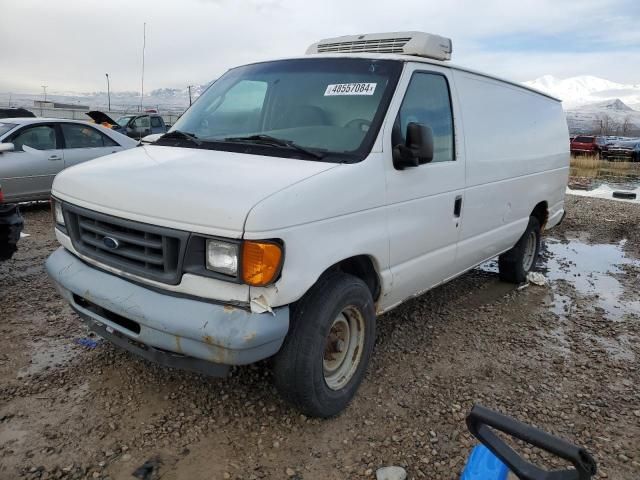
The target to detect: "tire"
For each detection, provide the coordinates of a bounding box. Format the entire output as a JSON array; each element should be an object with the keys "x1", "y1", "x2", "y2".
[
  {"x1": 612, "y1": 191, "x2": 637, "y2": 200},
  {"x1": 273, "y1": 272, "x2": 376, "y2": 418},
  {"x1": 498, "y1": 216, "x2": 541, "y2": 284}
]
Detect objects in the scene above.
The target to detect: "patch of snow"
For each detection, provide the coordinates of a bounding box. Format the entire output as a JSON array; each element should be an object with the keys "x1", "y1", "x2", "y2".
[{"x1": 567, "y1": 185, "x2": 640, "y2": 204}]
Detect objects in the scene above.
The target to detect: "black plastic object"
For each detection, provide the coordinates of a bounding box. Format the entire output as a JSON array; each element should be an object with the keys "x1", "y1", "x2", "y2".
[
  {"x1": 612, "y1": 191, "x2": 637, "y2": 200},
  {"x1": 0, "y1": 203, "x2": 24, "y2": 261},
  {"x1": 392, "y1": 122, "x2": 434, "y2": 169},
  {"x1": 466, "y1": 404, "x2": 597, "y2": 480}
]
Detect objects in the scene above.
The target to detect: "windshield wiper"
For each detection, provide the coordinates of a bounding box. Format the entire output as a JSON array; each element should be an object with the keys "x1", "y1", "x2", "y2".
[
  {"x1": 223, "y1": 134, "x2": 325, "y2": 160},
  {"x1": 161, "y1": 130, "x2": 202, "y2": 146}
]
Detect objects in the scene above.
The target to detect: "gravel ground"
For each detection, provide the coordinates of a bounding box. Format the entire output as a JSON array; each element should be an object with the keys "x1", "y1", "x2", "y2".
[{"x1": 0, "y1": 195, "x2": 638, "y2": 480}]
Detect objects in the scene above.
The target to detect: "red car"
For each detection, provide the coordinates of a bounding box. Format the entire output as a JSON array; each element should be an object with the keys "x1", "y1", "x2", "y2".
[{"x1": 570, "y1": 135, "x2": 597, "y2": 155}]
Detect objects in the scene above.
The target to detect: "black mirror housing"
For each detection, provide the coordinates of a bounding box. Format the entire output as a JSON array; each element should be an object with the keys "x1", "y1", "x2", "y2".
[
  {"x1": 392, "y1": 122, "x2": 434, "y2": 169},
  {"x1": 407, "y1": 123, "x2": 434, "y2": 164}
]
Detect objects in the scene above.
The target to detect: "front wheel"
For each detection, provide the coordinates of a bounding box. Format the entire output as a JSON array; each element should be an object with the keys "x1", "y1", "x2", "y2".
[
  {"x1": 498, "y1": 216, "x2": 541, "y2": 284},
  {"x1": 272, "y1": 272, "x2": 376, "y2": 418}
]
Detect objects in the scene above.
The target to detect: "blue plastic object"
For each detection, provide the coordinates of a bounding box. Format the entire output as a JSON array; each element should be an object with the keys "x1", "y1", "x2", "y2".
[
  {"x1": 461, "y1": 445, "x2": 509, "y2": 480},
  {"x1": 75, "y1": 337, "x2": 100, "y2": 349}
]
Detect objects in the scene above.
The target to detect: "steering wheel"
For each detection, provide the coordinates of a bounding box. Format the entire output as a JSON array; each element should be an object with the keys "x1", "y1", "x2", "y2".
[{"x1": 344, "y1": 118, "x2": 372, "y2": 131}]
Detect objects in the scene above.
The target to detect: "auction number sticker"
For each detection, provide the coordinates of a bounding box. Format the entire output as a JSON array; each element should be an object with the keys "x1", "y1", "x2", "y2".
[{"x1": 324, "y1": 83, "x2": 377, "y2": 96}]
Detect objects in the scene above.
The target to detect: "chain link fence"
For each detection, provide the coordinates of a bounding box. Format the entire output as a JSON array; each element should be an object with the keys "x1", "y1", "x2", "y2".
[{"x1": 0, "y1": 102, "x2": 183, "y2": 125}]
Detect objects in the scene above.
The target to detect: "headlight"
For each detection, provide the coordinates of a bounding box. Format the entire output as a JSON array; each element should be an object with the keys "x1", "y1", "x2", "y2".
[
  {"x1": 206, "y1": 239, "x2": 238, "y2": 276},
  {"x1": 54, "y1": 200, "x2": 65, "y2": 226}
]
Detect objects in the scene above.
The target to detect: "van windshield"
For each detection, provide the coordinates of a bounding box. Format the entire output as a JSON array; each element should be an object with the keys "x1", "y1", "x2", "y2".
[{"x1": 161, "y1": 58, "x2": 403, "y2": 162}]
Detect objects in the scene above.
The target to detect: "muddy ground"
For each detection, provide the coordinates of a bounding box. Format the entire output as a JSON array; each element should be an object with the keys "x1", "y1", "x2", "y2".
[{"x1": 1, "y1": 196, "x2": 639, "y2": 480}]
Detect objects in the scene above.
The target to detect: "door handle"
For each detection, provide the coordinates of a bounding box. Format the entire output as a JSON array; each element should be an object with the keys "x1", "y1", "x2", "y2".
[
  {"x1": 454, "y1": 195, "x2": 463, "y2": 217},
  {"x1": 48, "y1": 155, "x2": 62, "y2": 161}
]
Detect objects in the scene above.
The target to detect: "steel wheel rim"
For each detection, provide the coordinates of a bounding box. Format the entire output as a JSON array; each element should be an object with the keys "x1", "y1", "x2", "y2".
[
  {"x1": 522, "y1": 231, "x2": 537, "y2": 272},
  {"x1": 323, "y1": 306, "x2": 365, "y2": 390}
]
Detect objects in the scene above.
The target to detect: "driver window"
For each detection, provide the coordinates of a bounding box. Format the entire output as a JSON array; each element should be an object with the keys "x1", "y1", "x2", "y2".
[
  {"x1": 12, "y1": 125, "x2": 57, "y2": 151},
  {"x1": 203, "y1": 80, "x2": 268, "y2": 136},
  {"x1": 133, "y1": 116, "x2": 150, "y2": 128},
  {"x1": 394, "y1": 73, "x2": 454, "y2": 163}
]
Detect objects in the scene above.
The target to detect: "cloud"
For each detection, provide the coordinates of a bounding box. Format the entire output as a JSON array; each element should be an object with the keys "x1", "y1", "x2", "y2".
[{"x1": 0, "y1": 0, "x2": 638, "y2": 94}]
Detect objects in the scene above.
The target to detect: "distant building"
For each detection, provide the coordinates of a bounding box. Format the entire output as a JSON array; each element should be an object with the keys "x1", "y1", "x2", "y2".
[{"x1": 34, "y1": 100, "x2": 89, "y2": 110}]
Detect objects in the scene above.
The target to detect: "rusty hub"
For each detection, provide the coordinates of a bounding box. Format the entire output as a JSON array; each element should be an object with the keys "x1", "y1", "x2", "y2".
[{"x1": 323, "y1": 306, "x2": 365, "y2": 390}]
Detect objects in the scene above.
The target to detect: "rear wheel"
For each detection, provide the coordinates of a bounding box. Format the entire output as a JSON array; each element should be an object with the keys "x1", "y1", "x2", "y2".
[
  {"x1": 273, "y1": 272, "x2": 376, "y2": 418},
  {"x1": 498, "y1": 217, "x2": 541, "y2": 284}
]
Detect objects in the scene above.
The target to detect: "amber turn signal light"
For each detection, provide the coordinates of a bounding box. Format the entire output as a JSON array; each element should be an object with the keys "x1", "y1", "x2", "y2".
[{"x1": 241, "y1": 241, "x2": 283, "y2": 286}]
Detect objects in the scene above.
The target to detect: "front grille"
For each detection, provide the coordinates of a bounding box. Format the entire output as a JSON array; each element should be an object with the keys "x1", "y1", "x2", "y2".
[
  {"x1": 64, "y1": 204, "x2": 189, "y2": 284},
  {"x1": 317, "y1": 37, "x2": 411, "y2": 54}
]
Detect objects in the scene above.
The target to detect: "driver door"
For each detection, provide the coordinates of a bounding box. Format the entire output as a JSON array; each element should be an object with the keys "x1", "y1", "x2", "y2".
[
  {"x1": 383, "y1": 65, "x2": 466, "y2": 307},
  {"x1": 129, "y1": 115, "x2": 151, "y2": 139},
  {"x1": 0, "y1": 123, "x2": 64, "y2": 202}
]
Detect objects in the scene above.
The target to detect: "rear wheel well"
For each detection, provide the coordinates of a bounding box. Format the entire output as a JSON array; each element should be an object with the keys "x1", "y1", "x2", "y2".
[
  {"x1": 323, "y1": 255, "x2": 381, "y2": 301},
  {"x1": 531, "y1": 201, "x2": 548, "y2": 230}
]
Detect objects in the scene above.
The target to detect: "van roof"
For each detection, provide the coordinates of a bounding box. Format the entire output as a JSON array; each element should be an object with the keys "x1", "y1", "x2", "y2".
[{"x1": 240, "y1": 52, "x2": 562, "y2": 103}]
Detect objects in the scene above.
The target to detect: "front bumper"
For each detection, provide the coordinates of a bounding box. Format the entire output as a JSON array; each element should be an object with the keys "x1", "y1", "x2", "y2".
[
  {"x1": 602, "y1": 150, "x2": 634, "y2": 160},
  {"x1": 570, "y1": 148, "x2": 595, "y2": 154},
  {"x1": 46, "y1": 248, "x2": 289, "y2": 375}
]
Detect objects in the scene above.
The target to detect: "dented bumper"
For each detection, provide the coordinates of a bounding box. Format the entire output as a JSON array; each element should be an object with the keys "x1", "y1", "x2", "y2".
[{"x1": 46, "y1": 248, "x2": 289, "y2": 372}]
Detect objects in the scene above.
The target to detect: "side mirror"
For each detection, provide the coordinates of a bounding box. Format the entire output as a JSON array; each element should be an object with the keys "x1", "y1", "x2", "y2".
[
  {"x1": 0, "y1": 143, "x2": 15, "y2": 153},
  {"x1": 392, "y1": 122, "x2": 434, "y2": 169}
]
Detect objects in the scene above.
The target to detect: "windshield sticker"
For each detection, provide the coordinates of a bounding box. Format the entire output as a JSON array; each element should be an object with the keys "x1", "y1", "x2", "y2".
[{"x1": 324, "y1": 83, "x2": 377, "y2": 96}]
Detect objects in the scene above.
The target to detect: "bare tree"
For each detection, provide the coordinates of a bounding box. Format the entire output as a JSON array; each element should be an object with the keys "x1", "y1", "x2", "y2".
[
  {"x1": 599, "y1": 114, "x2": 620, "y2": 136},
  {"x1": 621, "y1": 116, "x2": 632, "y2": 136}
]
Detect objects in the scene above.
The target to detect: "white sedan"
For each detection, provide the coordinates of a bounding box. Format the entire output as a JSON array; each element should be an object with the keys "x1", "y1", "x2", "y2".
[{"x1": 0, "y1": 117, "x2": 138, "y2": 202}]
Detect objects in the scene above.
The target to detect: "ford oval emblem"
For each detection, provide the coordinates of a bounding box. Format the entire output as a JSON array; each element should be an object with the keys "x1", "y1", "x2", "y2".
[{"x1": 103, "y1": 236, "x2": 120, "y2": 250}]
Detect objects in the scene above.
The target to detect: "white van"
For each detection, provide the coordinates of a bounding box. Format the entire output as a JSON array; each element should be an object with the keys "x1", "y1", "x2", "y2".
[{"x1": 46, "y1": 32, "x2": 568, "y2": 417}]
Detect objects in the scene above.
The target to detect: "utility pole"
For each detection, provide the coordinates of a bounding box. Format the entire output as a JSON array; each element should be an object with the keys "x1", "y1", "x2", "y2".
[
  {"x1": 41, "y1": 85, "x2": 48, "y2": 102},
  {"x1": 105, "y1": 73, "x2": 111, "y2": 111},
  {"x1": 187, "y1": 85, "x2": 193, "y2": 106},
  {"x1": 140, "y1": 22, "x2": 146, "y2": 112}
]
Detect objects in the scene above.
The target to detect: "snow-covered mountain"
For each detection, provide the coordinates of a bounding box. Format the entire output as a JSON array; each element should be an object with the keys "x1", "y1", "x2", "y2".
[
  {"x1": 524, "y1": 75, "x2": 640, "y2": 135},
  {"x1": 566, "y1": 99, "x2": 640, "y2": 136},
  {"x1": 523, "y1": 75, "x2": 640, "y2": 109}
]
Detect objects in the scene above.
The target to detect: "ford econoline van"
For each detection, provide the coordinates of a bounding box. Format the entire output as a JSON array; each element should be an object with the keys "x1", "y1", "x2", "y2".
[{"x1": 46, "y1": 32, "x2": 568, "y2": 417}]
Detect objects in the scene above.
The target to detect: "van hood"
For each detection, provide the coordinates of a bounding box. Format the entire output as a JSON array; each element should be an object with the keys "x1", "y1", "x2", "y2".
[{"x1": 52, "y1": 145, "x2": 338, "y2": 238}]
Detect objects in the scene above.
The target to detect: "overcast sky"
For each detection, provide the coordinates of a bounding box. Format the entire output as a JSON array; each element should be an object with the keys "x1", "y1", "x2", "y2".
[{"x1": 1, "y1": 0, "x2": 639, "y2": 94}]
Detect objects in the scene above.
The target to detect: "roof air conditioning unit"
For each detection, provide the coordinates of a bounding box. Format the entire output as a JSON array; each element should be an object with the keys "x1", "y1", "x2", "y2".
[{"x1": 306, "y1": 31, "x2": 452, "y2": 61}]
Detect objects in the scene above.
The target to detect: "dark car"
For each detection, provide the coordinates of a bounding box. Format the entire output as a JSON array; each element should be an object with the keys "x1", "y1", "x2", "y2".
[
  {"x1": 0, "y1": 184, "x2": 24, "y2": 261},
  {"x1": 86, "y1": 111, "x2": 168, "y2": 140},
  {"x1": 595, "y1": 136, "x2": 609, "y2": 152},
  {"x1": 601, "y1": 140, "x2": 640, "y2": 162},
  {"x1": 0, "y1": 107, "x2": 35, "y2": 119}
]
